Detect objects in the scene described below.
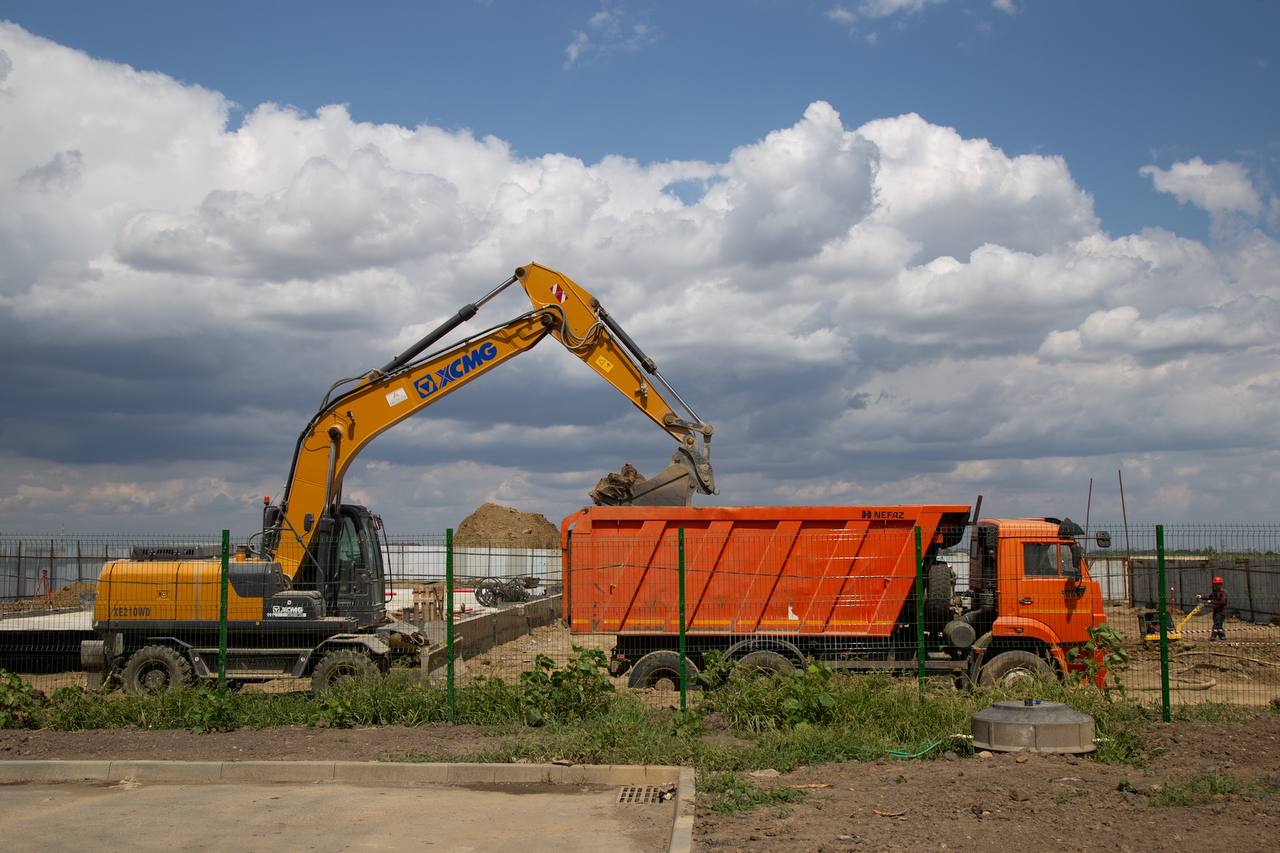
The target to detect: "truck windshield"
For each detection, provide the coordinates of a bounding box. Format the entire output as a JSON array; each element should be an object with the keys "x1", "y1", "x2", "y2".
[
  {"x1": 1024, "y1": 542, "x2": 1084, "y2": 578},
  {"x1": 1023, "y1": 542, "x2": 1086, "y2": 578}
]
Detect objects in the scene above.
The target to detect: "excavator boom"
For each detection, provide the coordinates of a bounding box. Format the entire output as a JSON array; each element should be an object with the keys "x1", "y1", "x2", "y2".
[{"x1": 269, "y1": 263, "x2": 715, "y2": 576}]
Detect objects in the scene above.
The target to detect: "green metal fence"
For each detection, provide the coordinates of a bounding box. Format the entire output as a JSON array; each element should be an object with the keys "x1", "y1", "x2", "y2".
[{"x1": 1, "y1": 523, "x2": 1277, "y2": 720}]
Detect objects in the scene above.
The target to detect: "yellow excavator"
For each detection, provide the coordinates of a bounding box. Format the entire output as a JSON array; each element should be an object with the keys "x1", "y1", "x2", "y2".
[{"x1": 84, "y1": 263, "x2": 716, "y2": 694}]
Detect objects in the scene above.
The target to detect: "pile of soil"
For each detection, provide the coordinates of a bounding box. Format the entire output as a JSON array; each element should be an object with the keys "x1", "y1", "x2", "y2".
[
  {"x1": 455, "y1": 503, "x2": 559, "y2": 549},
  {"x1": 0, "y1": 581, "x2": 97, "y2": 614}
]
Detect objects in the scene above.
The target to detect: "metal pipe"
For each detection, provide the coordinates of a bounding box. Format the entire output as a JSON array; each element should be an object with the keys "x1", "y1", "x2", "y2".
[
  {"x1": 379, "y1": 275, "x2": 517, "y2": 374},
  {"x1": 323, "y1": 426, "x2": 342, "y2": 513}
]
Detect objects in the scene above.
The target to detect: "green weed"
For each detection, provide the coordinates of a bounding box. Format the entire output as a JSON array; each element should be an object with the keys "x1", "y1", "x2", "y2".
[
  {"x1": 699, "y1": 772, "x2": 806, "y2": 814},
  {"x1": 1149, "y1": 772, "x2": 1243, "y2": 807},
  {"x1": 0, "y1": 669, "x2": 42, "y2": 729}
]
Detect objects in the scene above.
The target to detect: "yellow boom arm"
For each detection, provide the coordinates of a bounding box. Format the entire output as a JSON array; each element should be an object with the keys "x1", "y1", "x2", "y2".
[{"x1": 271, "y1": 263, "x2": 714, "y2": 576}]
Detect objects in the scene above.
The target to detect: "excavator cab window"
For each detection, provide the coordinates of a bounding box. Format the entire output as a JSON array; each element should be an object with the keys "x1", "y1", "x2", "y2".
[{"x1": 337, "y1": 516, "x2": 365, "y2": 593}]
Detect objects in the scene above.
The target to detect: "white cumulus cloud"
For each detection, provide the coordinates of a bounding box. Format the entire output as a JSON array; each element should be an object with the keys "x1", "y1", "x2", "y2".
[
  {"x1": 1140, "y1": 157, "x2": 1264, "y2": 217},
  {"x1": 1, "y1": 22, "x2": 1278, "y2": 532}
]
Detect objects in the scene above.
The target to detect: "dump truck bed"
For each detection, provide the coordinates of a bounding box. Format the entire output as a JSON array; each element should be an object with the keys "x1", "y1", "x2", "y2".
[{"x1": 562, "y1": 505, "x2": 970, "y2": 637}]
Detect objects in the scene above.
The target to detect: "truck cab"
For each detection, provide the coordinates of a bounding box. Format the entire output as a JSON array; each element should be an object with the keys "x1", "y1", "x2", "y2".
[{"x1": 967, "y1": 517, "x2": 1107, "y2": 680}]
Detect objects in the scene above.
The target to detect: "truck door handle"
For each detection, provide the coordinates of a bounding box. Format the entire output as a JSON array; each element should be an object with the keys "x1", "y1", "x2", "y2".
[{"x1": 1019, "y1": 597, "x2": 1033, "y2": 605}]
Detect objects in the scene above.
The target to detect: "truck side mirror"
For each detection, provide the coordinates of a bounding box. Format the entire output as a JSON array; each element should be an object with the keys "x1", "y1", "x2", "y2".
[{"x1": 1095, "y1": 531, "x2": 1111, "y2": 549}]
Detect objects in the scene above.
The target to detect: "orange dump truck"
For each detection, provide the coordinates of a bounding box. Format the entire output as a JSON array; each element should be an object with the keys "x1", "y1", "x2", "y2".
[{"x1": 562, "y1": 505, "x2": 1110, "y2": 688}]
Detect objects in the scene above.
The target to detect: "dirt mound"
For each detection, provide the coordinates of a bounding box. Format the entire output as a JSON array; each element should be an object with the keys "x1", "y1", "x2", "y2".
[{"x1": 455, "y1": 503, "x2": 559, "y2": 549}]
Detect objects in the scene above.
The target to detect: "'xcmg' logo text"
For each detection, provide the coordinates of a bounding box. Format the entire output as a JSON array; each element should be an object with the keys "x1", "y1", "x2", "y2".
[{"x1": 415, "y1": 341, "x2": 499, "y2": 398}]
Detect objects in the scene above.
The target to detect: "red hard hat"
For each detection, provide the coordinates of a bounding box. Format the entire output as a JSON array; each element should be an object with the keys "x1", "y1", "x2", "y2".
[{"x1": 1212, "y1": 576, "x2": 1224, "y2": 585}]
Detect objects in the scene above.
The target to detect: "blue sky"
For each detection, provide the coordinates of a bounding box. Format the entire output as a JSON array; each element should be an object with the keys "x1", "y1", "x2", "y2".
[
  {"x1": 1, "y1": 3, "x2": 1277, "y2": 531},
  {"x1": 5, "y1": 1, "x2": 1277, "y2": 242}
]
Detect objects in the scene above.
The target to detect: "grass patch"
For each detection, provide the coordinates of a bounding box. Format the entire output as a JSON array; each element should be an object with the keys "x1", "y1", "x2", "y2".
[
  {"x1": 4, "y1": 659, "x2": 1158, "y2": 769},
  {"x1": 699, "y1": 772, "x2": 806, "y2": 814},
  {"x1": 1149, "y1": 772, "x2": 1244, "y2": 807},
  {"x1": 1149, "y1": 772, "x2": 1280, "y2": 807},
  {"x1": 1171, "y1": 703, "x2": 1257, "y2": 724}
]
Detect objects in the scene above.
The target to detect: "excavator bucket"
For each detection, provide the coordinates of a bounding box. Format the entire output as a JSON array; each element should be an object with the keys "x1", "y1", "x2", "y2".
[{"x1": 590, "y1": 456, "x2": 700, "y2": 506}]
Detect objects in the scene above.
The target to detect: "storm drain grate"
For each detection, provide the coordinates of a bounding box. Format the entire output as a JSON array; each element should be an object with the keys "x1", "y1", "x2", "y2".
[{"x1": 617, "y1": 785, "x2": 668, "y2": 805}]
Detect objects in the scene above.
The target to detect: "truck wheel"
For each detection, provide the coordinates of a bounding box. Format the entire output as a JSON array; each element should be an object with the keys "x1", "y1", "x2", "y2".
[
  {"x1": 121, "y1": 645, "x2": 193, "y2": 695},
  {"x1": 627, "y1": 650, "x2": 699, "y2": 691},
  {"x1": 926, "y1": 561, "x2": 952, "y2": 623},
  {"x1": 736, "y1": 649, "x2": 794, "y2": 675},
  {"x1": 311, "y1": 650, "x2": 378, "y2": 695},
  {"x1": 977, "y1": 650, "x2": 1051, "y2": 687}
]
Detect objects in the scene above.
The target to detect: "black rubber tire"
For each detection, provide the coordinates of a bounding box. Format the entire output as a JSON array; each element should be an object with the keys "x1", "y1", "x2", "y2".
[
  {"x1": 311, "y1": 649, "x2": 379, "y2": 695},
  {"x1": 627, "y1": 650, "x2": 700, "y2": 690},
  {"x1": 977, "y1": 650, "x2": 1052, "y2": 687},
  {"x1": 121, "y1": 645, "x2": 193, "y2": 695},
  {"x1": 925, "y1": 561, "x2": 953, "y2": 623},
  {"x1": 735, "y1": 649, "x2": 794, "y2": 676}
]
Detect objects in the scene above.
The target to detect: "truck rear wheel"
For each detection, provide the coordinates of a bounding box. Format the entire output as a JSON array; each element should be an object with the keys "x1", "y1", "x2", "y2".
[
  {"x1": 736, "y1": 649, "x2": 794, "y2": 675},
  {"x1": 311, "y1": 649, "x2": 378, "y2": 695},
  {"x1": 121, "y1": 645, "x2": 193, "y2": 695},
  {"x1": 627, "y1": 650, "x2": 699, "y2": 690},
  {"x1": 977, "y1": 650, "x2": 1051, "y2": 687}
]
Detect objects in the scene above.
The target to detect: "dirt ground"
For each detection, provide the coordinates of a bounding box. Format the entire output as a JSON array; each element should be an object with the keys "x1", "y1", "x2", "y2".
[
  {"x1": 694, "y1": 714, "x2": 1280, "y2": 852},
  {"x1": 2, "y1": 715, "x2": 1279, "y2": 851},
  {"x1": 455, "y1": 502, "x2": 560, "y2": 549},
  {"x1": 1105, "y1": 603, "x2": 1280, "y2": 706}
]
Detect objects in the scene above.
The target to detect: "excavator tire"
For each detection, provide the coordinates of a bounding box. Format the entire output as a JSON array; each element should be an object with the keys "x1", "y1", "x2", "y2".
[
  {"x1": 627, "y1": 650, "x2": 700, "y2": 691},
  {"x1": 121, "y1": 645, "x2": 193, "y2": 695},
  {"x1": 311, "y1": 649, "x2": 378, "y2": 695}
]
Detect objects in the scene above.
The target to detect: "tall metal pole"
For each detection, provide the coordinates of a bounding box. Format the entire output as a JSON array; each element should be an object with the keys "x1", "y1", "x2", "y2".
[
  {"x1": 1119, "y1": 469, "x2": 1134, "y2": 606},
  {"x1": 678, "y1": 528, "x2": 687, "y2": 713},
  {"x1": 218, "y1": 529, "x2": 229, "y2": 692},
  {"x1": 1156, "y1": 524, "x2": 1171, "y2": 723},
  {"x1": 446, "y1": 528, "x2": 456, "y2": 723},
  {"x1": 915, "y1": 526, "x2": 925, "y2": 690}
]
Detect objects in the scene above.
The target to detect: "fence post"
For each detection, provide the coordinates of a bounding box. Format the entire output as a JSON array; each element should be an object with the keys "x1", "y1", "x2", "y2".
[
  {"x1": 1156, "y1": 524, "x2": 1171, "y2": 722},
  {"x1": 915, "y1": 526, "x2": 925, "y2": 691},
  {"x1": 678, "y1": 527, "x2": 687, "y2": 713},
  {"x1": 446, "y1": 528, "x2": 456, "y2": 724},
  {"x1": 563, "y1": 532, "x2": 572, "y2": 625},
  {"x1": 15, "y1": 540, "x2": 21, "y2": 598},
  {"x1": 218, "y1": 529, "x2": 229, "y2": 692}
]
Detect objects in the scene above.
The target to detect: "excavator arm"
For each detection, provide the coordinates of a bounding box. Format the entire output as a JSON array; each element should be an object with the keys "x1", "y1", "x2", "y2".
[{"x1": 268, "y1": 263, "x2": 714, "y2": 576}]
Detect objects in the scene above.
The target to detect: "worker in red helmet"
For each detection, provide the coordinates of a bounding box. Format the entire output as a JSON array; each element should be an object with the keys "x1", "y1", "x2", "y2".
[{"x1": 1199, "y1": 576, "x2": 1228, "y2": 641}]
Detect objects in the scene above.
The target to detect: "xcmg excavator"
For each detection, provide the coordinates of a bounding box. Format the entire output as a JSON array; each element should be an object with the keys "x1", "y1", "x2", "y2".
[{"x1": 82, "y1": 263, "x2": 716, "y2": 694}]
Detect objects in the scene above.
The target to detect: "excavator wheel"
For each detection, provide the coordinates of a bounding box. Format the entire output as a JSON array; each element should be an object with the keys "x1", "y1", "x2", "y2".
[
  {"x1": 311, "y1": 649, "x2": 378, "y2": 695},
  {"x1": 121, "y1": 645, "x2": 194, "y2": 695}
]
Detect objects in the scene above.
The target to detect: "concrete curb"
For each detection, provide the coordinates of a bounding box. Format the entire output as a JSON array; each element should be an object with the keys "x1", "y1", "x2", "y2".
[
  {"x1": 668, "y1": 766, "x2": 696, "y2": 853},
  {"x1": 0, "y1": 759, "x2": 678, "y2": 786},
  {"x1": 0, "y1": 760, "x2": 696, "y2": 852}
]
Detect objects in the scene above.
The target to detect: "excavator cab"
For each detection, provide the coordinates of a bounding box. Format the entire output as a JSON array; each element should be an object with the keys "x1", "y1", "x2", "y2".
[{"x1": 286, "y1": 505, "x2": 387, "y2": 628}]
